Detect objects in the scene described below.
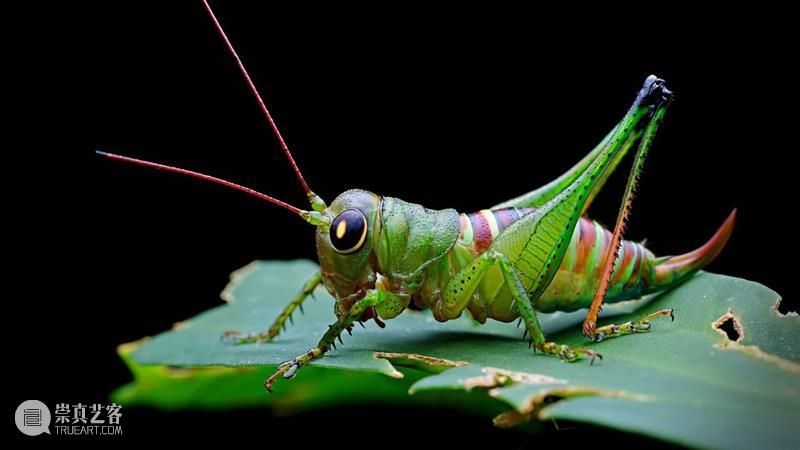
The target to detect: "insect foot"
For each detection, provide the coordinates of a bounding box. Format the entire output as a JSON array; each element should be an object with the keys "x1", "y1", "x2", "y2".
[
  {"x1": 588, "y1": 308, "x2": 675, "y2": 342},
  {"x1": 264, "y1": 347, "x2": 323, "y2": 392},
  {"x1": 538, "y1": 342, "x2": 602, "y2": 365},
  {"x1": 264, "y1": 360, "x2": 300, "y2": 393}
]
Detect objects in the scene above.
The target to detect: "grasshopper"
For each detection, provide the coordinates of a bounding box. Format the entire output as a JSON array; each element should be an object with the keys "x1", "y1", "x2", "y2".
[{"x1": 98, "y1": 1, "x2": 736, "y2": 392}]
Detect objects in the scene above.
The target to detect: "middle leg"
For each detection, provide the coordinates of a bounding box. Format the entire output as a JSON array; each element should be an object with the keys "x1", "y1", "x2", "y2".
[
  {"x1": 440, "y1": 250, "x2": 600, "y2": 363},
  {"x1": 494, "y1": 252, "x2": 601, "y2": 363}
]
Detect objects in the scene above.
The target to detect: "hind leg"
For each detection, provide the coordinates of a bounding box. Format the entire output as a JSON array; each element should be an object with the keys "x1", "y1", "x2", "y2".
[{"x1": 583, "y1": 98, "x2": 670, "y2": 339}]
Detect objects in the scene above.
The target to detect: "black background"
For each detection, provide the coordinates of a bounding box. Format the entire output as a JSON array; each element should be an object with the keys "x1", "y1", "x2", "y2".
[{"x1": 10, "y1": 2, "x2": 796, "y2": 445}]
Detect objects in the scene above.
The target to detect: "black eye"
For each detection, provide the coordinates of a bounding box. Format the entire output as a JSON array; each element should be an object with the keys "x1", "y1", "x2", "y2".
[{"x1": 330, "y1": 209, "x2": 368, "y2": 254}]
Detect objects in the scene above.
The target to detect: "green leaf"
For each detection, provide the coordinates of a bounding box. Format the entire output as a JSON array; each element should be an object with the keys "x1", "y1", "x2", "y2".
[{"x1": 115, "y1": 260, "x2": 799, "y2": 449}]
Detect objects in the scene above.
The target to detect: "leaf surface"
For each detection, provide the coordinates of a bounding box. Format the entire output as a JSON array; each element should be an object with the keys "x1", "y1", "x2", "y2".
[{"x1": 116, "y1": 260, "x2": 799, "y2": 449}]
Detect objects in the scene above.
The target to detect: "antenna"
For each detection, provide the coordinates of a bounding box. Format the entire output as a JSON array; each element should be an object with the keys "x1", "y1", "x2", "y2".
[
  {"x1": 97, "y1": 2, "x2": 332, "y2": 224},
  {"x1": 96, "y1": 151, "x2": 305, "y2": 216},
  {"x1": 200, "y1": 0, "x2": 314, "y2": 199}
]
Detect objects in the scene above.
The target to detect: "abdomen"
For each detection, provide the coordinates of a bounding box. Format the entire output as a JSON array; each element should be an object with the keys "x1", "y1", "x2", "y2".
[
  {"x1": 535, "y1": 218, "x2": 654, "y2": 312},
  {"x1": 450, "y1": 207, "x2": 733, "y2": 318}
]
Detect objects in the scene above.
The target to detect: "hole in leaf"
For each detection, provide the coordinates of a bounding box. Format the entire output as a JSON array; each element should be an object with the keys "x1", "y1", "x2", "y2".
[
  {"x1": 716, "y1": 317, "x2": 740, "y2": 341},
  {"x1": 713, "y1": 308, "x2": 745, "y2": 342}
]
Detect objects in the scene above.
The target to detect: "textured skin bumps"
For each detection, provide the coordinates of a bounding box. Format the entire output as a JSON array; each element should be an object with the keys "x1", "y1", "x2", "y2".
[{"x1": 375, "y1": 197, "x2": 460, "y2": 281}]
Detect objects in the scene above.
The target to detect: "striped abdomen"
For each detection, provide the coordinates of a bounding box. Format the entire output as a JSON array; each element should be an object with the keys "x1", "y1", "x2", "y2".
[
  {"x1": 457, "y1": 208, "x2": 535, "y2": 254},
  {"x1": 536, "y1": 218, "x2": 655, "y2": 312},
  {"x1": 456, "y1": 207, "x2": 735, "y2": 315},
  {"x1": 458, "y1": 208, "x2": 655, "y2": 313}
]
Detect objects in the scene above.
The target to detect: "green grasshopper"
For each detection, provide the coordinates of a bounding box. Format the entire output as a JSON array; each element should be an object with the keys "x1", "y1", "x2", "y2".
[{"x1": 98, "y1": 1, "x2": 736, "y2": 392}]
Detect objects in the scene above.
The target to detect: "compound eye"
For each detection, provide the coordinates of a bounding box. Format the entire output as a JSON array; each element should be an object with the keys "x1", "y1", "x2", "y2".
[{"x1": 330, "y1": 209, "x2": 368, "y2": 254}]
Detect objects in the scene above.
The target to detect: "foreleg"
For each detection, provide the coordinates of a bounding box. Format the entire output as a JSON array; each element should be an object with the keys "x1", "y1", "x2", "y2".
[
  {"x1": 264, "y1": 289, "x2": 404, "y2": 392},
  {"x1": 222, "y1": 271, "x2": 321, "y2": 344}
]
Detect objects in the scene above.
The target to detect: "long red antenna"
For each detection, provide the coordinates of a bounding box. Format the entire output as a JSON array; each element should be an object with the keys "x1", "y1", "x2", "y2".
[
  {"x1": 97, "y1": 151, "x2": 305, "y2": 216},
  {"x1": 200, "y1": 0, "x2": 312, "y2": 196}
]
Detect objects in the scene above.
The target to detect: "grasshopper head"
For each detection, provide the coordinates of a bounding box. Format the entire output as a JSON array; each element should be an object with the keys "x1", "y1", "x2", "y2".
[{"x1": 315, "y1": 189, "x2": 382, "y2": 300}]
